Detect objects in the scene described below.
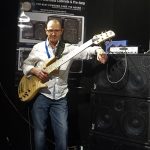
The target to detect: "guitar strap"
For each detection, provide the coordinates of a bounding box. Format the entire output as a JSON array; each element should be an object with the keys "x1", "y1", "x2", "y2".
[
  {"x1": 55, "y1": 41, "x2": 65, "y2": 59},
  {"x1": 45, "y1": 40, "x2": 65, "y2": 59}
]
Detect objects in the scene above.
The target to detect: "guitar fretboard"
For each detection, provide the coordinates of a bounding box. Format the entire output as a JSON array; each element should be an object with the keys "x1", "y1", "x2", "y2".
[
  {"x1": 44, "y1": 30, "x2": 115, "y2": 74},
  {"x1": 45, "y1": 39, "x2": 93, "y2": 74}
]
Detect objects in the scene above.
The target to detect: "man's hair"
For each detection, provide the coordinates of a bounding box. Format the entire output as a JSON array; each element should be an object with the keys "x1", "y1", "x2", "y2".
[{"x1": 46, "y1": 18, "x2": 64, "y2": 28}]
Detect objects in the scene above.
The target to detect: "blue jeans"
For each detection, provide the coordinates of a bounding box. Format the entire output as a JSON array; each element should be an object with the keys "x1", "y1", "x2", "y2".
[{"x1": 31, "y1": 94, "x2": 68, "y2": 150}]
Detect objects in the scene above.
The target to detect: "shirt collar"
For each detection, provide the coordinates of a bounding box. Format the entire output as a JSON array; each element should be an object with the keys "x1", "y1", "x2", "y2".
[{"x1": 46, "y1": 38, "x2": 60, "y2": 49}]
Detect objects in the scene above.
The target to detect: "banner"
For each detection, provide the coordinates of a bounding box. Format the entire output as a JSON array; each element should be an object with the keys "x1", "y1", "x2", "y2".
[{"x1": 31, "y1": 0, "x2": 86, "y2": 16}]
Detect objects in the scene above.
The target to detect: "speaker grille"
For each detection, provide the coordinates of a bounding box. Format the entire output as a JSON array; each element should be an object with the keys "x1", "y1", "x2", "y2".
[
  {"x1": 94, "y1": 54, "x2": 150, "y2": 98},
  {"x1": 90, "y1": 92, "x2": 150, "y2": 145}
]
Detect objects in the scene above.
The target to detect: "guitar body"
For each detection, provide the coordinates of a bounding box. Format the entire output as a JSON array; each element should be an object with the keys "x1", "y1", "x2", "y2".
[{"x1": 18, "y1": 75, "x2": 47, "y2": 102}]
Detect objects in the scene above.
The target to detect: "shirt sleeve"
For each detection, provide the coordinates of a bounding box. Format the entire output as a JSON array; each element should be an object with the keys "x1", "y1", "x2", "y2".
[
  {"x1": 74, "y1": 46, "x2": 100, "y2": 60},
  {"x1": 22, "y1": 44, "x2": 41, "y2": 75}
]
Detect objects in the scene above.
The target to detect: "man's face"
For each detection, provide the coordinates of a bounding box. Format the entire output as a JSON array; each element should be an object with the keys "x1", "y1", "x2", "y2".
[{"x1": 45, "y1": 20, "x2": 63, "y2": 45}]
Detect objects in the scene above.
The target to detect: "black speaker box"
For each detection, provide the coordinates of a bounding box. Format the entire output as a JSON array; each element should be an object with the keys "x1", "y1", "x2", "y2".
[
  {"x1": 89, "y1": 133, "x2": 150, "y2": 150},
  {"x1": 90, "y1": 92, "x2": 150, "y2": 145},
  {"x1": 67, "y1": 87, "x2": 91, "y2": 146},
  {"x1": 93, "y1": 54, "x2": 150, "y2": 99}
]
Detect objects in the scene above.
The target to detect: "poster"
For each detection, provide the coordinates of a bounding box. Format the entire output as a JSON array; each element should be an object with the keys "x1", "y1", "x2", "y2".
[{"x1": 31, "y1": 0, "x2": 86, "y2": 16}]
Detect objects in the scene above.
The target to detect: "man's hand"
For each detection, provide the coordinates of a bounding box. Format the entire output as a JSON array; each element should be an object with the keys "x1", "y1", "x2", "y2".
[
  {"x1": 97, "y1": 47, "x2": 108, "y2": 64},
  {"x1": 30, "y1": 67, "x2": 49, "y2": 82}
]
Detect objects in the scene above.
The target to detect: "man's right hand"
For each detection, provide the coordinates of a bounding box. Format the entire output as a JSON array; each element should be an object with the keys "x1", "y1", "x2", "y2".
[{"x1": 30, "y1": 68, "x2": 49, "y2": 82}]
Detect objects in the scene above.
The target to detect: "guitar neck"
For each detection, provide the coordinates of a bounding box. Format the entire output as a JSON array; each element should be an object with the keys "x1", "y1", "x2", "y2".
[
  {"x1": 44, "y1": 30, "x2": 115, "y2": 74},
  {"x1": 45, "y1": 39, "x2": 93, "y2": 74}
]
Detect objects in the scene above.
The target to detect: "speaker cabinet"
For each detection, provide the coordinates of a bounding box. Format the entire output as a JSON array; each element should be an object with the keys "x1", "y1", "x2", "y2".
[
  {"x1": 89, "y1": 133, "x2": 150, "y2": 150},
  {"x1": 90, "y1": 92, "x2": 150, "y2": 145},
  {"x1": 67, "y1": 87, "x2": 91, "y2": 146},
  {"x1": 93, "y1": 54, "x2": 150, "y2": 98}
]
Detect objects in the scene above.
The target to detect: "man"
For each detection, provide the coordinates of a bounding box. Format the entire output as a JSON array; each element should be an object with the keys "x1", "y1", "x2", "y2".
[{"x1": 22, "y1": 19, "x2": 108, "y2": 150}]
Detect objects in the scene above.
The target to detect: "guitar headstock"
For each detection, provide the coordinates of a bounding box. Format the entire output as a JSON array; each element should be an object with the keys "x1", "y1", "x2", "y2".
[{"x1": 92, "y1": 30, "x2": 115, "y2": 45}]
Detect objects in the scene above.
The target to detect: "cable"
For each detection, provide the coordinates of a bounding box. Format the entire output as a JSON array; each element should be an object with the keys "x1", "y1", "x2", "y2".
[
  {"x1": 0, "y1": 82, "x2": 32, "y2": 126},
  {"x1": 106, "y1": 49, "x2": 128, "y2": 84},
  {"x1": 0, "y1": 82, "x2": 34, "y2": 150},
  {"x1": 27, "y1": 107, "x2": 33, "y2": 150}
]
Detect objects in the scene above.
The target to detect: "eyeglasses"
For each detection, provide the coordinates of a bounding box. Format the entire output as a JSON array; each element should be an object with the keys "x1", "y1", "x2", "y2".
[{"x1": 46, "y1": 29, "x2": 62, "y2": 33}]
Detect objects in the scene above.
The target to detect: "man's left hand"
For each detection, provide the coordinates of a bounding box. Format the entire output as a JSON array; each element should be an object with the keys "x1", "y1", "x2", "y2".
[{"x1": 97, "y1": 47, "x2": 108, "y2": 64}]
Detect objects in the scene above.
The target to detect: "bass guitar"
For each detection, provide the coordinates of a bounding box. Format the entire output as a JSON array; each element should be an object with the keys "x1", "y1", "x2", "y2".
[{"x1": 18, "y1": 30, "x2": 115, "y2": 102}]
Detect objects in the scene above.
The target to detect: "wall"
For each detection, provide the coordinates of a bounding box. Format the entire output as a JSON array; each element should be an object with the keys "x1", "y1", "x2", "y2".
[{"x1": 86, "y1": 0, "x2": 149, "y2": 52}]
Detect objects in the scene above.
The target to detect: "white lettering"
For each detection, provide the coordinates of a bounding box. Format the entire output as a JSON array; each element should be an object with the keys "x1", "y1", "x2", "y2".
[
  {"x1": 73, "y1": 0, "x2": 78, "y2": 4},
  {"x1": 57, "y1": 0, "x2": 70, "y2": 3}
]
